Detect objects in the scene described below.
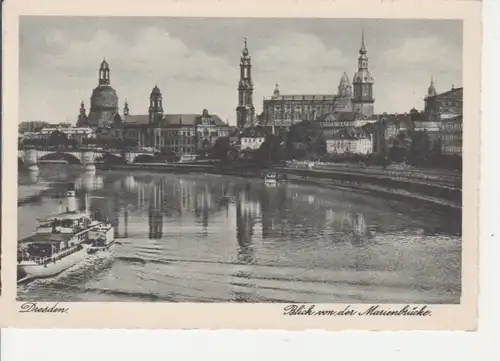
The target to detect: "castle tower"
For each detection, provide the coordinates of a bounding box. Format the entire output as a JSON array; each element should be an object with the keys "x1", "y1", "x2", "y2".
[
  {"x1": 236, "y1": 37, "x2": 255, "y2": 129},
  {"x1": 123, "y1": 99, "x2": 130, "y2": 116},
  {"x1": 352, "y1": 30, "x2": 375, "y2": 116},
  {"x1": 149, "y1": 85, "x2": 164, "y2": 124}
]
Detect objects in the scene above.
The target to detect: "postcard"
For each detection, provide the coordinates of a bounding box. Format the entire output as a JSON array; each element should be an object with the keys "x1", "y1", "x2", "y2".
[{"x1": 0, "y1": 0, "x2": 481, "y2": 330}]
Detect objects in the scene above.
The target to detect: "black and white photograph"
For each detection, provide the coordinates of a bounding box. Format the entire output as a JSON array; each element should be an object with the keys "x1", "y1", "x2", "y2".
[{"x1": 16, "y1": 16, "x2": 464, "y2": 304}]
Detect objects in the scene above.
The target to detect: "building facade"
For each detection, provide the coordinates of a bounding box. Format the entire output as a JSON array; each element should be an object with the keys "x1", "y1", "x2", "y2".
[
  {"x1": 38, "y1": 126, "x2": 95, "y2": 143},
  {"x1": 236, "y1": 38, "x2": 255, "y2": 129},
  {"x1": 326, "y1": 127, "x2": 373, "y2": 155},
  {"x1": 424, "y1": 81, "x2": 463, "y2": 122},
  {"x1": 259, "y1": 31, "x2": 375, "y2": 133},
  {"x1": 441, "y1": 115, "x2": 463, "y2": 156},
  {"x1": 120, "y1": 86, "x2": 228, "y2": 156}
]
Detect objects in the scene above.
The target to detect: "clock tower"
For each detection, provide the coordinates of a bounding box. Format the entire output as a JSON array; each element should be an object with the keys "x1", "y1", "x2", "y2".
[{"x1": 352, "y1": 30, "x2": 375, "y2": 116}]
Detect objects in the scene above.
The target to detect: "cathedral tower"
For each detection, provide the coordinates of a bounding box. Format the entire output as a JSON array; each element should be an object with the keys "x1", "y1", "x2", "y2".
[
  {"x1": 236, "y1": 38, "x2": 255, "y2": 129},
  {"x1": 352, "y1": 30, "x2": 375, "y2": 116},
  {"x1": 149, "y1": 85, "x2": 164, "y2": 124}
]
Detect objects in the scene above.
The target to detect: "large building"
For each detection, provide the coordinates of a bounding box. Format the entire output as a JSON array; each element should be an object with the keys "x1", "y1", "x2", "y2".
[
  {"x1": 236, "y1": 38, "x2": 255, "y2": 129},
  {"x1": 423, "y1": 79, "x2": 463, "y2": 156},
  {"x1": 73, "y1": 61, "x2": 229, "y2": 156},
  {"x1": 258, "y1": 31, "x2": 375, "y2": 133},
  {"x1": 120, "y1": 86, "x2": 229, "y2": 155},
  {"x1": 326, "y1": 126, "x2": 373, "y2": 155},
  {"x1": 77, "y1": 59, "x2": 121, "y2": 128},
  {"x1": 424, "y1": 80, "x2": 463, "y2": 122}
]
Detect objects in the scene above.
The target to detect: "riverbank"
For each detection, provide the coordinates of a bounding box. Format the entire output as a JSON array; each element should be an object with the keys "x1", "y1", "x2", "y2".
[{"x1": 96, "y1": 162, "x2": 461, "y2": 209}]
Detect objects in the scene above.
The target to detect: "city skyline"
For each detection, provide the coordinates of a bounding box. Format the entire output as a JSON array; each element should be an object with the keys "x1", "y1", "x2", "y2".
[{"x1": 20, "y1": 17, "x2": 462, "y2": 126}]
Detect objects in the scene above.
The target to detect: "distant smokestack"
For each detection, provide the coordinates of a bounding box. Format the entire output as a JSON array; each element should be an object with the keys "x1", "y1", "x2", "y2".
[{"x1": 66, "y1": 183, "x2": 77, "y2": 213}]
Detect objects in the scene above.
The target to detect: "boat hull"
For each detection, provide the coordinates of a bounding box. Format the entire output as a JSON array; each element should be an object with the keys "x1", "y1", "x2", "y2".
[{"x1": 18, "y1": 247, "x2": 89, "y2": 281}]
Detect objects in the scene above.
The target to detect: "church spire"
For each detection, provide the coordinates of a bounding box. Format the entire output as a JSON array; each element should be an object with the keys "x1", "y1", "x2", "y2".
[
  {"x1": 123, "y1": 99, "x2": 129, "y2": 116},
  {"x1": 360, "y1": 29, "x2": 367, "y2": 55},
  {"x1": 236, "y1": 37, "x2": 255, "y2": 128},
  {"x1": 76, "y1": 100, "x2": 88, "y2": 127},
  {"x1": 427, "y1": 76, "x2": 437, "y2": 97},
  {"x1": 79, "y1": 100, "x2": 86, "y2": 116},
  {"x1": 352, "y1": 30, "x2": 374, "y2": 116},
  {"x1": 98, "y1": 58, "x2": 110, "y2": 85}
]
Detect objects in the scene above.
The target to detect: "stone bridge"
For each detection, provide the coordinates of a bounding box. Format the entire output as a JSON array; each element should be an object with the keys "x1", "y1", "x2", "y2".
[{"x1": 18, "y1": 148, "x2": 157, "y2": 171}]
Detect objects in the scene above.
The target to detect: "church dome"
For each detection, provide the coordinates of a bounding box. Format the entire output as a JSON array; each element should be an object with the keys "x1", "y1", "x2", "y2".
[{"x1": 90, "y1": 85, "x2": 119, "y2": 110}]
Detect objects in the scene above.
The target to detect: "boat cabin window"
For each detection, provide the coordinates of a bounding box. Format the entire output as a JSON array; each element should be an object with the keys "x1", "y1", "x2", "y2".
[
  {"x1": 60, "y1": 219, "x2": 74, "y2": 228},
  {"x1": 21, "y1": 243, "x2": 54, "y2": 258}
]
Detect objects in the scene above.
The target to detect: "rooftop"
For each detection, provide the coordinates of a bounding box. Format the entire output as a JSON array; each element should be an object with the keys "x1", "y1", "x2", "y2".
[
  {"x1": 38, "y1": 211, "x2": 90, "y2": 222},
  {"x1": 19, "y1": 232, "x2": 74, "y2": 245}
]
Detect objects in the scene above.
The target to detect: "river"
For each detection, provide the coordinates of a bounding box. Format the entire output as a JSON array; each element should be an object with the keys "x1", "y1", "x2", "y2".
[{"x1": 17, "y1": 165, "x2": 462, "y2": 303}]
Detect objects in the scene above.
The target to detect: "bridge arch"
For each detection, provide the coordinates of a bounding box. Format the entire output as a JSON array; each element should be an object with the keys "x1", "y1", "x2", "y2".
[
  {"x1": 133, "y1": 154, "x2": 157, "y2": 163},
  {"x1": 38, "y1": 152, "x2": 81, "y2": 164},
  {"x1": 95, "y1": 152, "x2": 125, "y2": 165}
]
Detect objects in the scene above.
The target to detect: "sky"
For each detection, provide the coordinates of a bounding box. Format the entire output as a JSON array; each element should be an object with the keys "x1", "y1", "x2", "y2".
[{"x1": 19, "y1": 17, "x2": 462, "y2": 125}]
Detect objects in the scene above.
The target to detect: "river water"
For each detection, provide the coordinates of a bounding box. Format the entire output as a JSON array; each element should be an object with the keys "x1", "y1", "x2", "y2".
[{"x1": 17, "y1": 165, "x2": 462, "y2": 303}]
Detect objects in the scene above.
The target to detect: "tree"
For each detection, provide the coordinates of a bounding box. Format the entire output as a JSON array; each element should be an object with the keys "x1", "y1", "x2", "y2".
[
  {"x1": 388, "y1": 130, "x2": 412, "y2": 163},
  {"x1": 407, "y1": 130, "x2": 431, "y2": 166},
  {"x1": 211, "y1": 137, "x2": 235, "y2": 160},
  {"x1": 286, "y1": 120, "x2": 325, "y2": 160},
  {"x1": 255, "y1": 134, "x2": 283, "y2": 164}
]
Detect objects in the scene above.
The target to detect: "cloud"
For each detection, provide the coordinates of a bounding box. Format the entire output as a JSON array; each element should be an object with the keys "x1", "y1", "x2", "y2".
[
  {"x1": 252, "y1": 32, "x2": 351, "y2": 96},
  {"x1": 380, "y1": 36, "x2": 462, "y2": 72},
  {"x1": 20, "y1": 25, "x2": 462, "y2": 124},
  {"x1": 21, "y1": 27, "x2": 355, "y2": 124}
]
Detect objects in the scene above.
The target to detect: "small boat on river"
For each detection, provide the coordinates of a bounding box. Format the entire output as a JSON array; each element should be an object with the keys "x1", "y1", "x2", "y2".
[
  {"x1": 17, "y1": 184, "x2": 115, "y2": 282},
  {"x1": 264, "y1": 172, "x2": 278, "y2": 186},
  {"x1": 263, "y1": 171, "x2": 288, "y2": 186}
]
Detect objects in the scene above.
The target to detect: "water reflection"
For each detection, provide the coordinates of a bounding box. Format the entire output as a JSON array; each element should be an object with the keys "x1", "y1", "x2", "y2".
[
  {"x1": 27, "y1": 170, "x2": 40, "y2": 184},
  {"x1": 18, "y1": 167, "x2": 462, "y2": 303},
  {"x1": 33, "y1": 170, "x2": 460, "y2": 245}
]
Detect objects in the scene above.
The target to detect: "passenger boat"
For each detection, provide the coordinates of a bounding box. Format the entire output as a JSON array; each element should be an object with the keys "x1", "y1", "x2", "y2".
[
  {"x1": 264, "y1": 172, "x2": 278, "y2": 186},
  {"x1": 17, "y1": 184, "x2": 115, "y2": 282}
]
